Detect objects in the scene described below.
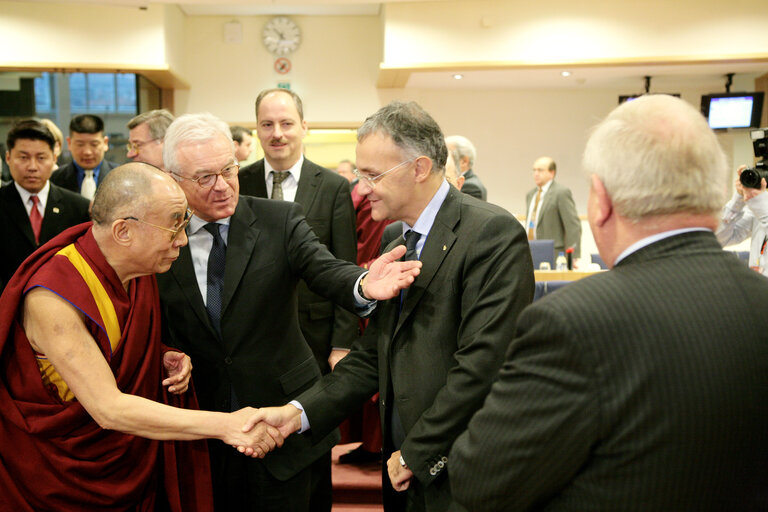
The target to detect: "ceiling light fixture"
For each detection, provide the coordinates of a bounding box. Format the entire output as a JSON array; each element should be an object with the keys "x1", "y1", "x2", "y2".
[
  {"x1": 453, "y1": 74, "x2": 464, "y2": 80},
  {"x1": 561, "y1": 71, "x2": 572, "y2": 77}
]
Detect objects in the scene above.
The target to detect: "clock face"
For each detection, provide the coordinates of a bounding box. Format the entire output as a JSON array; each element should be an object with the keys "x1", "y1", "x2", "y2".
[{"x1": 262, "y1": 16, "x2": 301, "y2": 56}]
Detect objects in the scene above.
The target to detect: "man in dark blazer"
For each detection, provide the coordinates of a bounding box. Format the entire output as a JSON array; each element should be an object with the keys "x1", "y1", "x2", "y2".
[
  {"x1": 525, "y1": 156, "x2": 582, "y2": 259},
  {"x1": 51, "y1": 114, "x2": 117, "y2": 198},
  {"x1": 1, "y1": 120, "x2": 90, "y2": 290},
  {"x1": 239, "y1": 88, "x2": 358, "y2": 375},
  {"x1": 449, "y1": 94, "x2": 768, "y2": 511},
  {"x1": 245, "y1": 101, "x2": 535, "y2": 511},
  {"x1": 445, "y1": 135, "x2": 487, "y2": 201},
  {"x1": 155, "y1": 113, "x2": 420, "y2": 512}
]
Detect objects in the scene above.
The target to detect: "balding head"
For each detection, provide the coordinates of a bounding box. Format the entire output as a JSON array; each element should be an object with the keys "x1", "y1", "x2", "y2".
[{"x1": 91, "y1": 162, "x2": 179, "y2": 226}]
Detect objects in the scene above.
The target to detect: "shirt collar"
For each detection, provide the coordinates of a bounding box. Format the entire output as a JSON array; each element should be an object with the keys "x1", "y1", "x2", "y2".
[
  {"x1": 264, "y1": 155, "x2": 304, "y2": 183},
  {"x1": 613, "y1": 227, "x2": 712, "y2": 266},
  {"x1": 189, "y1": 213, "x2": 231, "y2": 235},
  {"x1": 540, "y1": 179, "x2": 553, "y2": 193},
  {"x1": 402, "y1": 179, "x2": 450, "y2": 238},
  {"x1": 15, "y1": 180, "x2": 50, "y2": 208}
]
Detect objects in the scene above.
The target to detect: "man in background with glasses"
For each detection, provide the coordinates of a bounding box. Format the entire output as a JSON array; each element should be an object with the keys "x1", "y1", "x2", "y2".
[
  {"x1": 156, "y1": 112, "x2": 421, "y2": 512},
  {"x1": 126, "y1": 109, "x2": 175, "y2": 170},
  {"x1": 245, "y1": 101, "x2": 535, "y2": 511}
]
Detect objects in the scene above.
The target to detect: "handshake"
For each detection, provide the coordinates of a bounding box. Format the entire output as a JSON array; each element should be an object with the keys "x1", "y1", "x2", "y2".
[{"x1": 224, "y1": 404, "x2": 304, "y2": 458}]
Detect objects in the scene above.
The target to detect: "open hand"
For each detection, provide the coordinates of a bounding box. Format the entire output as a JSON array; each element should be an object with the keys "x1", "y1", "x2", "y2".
[
  {"x1": 362, "y1": 245, "x2": 421, "y2": 300},
  {"x1": 162, "y1": 351, "x2": 192, "y2": 394}
]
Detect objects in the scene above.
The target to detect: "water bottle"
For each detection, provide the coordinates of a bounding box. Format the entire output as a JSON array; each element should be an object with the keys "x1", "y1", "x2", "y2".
[{"x1": 556, "y1": 252, "x2": 567, "y2": 271}]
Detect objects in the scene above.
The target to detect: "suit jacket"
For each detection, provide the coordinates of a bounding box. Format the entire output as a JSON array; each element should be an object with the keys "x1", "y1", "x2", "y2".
[
  {"x1": 450, "y1": 231, "x2": 768, "y2": 511},
  {"x1": 239, "y1": 158, "x2": 358, "y2": 373},
  {"x1": 298, "y1": 186, "x2": 535, "y2": 511},
  {"x1": 156, "y1": 196, "x2": 365, "y2": 481},
  {"x1": 0, "y1": 182, "x2": 91, "y2": 290},
  {"x1": 526, "y1": 180, "x2": 581, "y2": 258},
  {"x1": 460, "y1": 168, "x2": 487, "y2": 201},
  {"x1": 50, "y1": 159, "x2": 118, "y2": 194}
]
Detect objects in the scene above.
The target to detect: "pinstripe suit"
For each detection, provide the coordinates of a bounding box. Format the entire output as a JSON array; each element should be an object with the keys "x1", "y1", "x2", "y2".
[{"x1": 450, "y1": 231, "x2": 768, "y2": 511}]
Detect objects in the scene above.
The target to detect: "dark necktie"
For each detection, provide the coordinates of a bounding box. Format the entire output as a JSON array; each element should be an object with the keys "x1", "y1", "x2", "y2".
[
  {"x1": 271, "y1": 171, "x2": 290, "y2": 200},
  {"x1": 203, "y1": 223, "x2": 226, "y2": 336},
  {"x1": 29, "y1": 195, "x2": 42, "y2": 244},
  {"x1": 391, "y1": 229, "x2": 421, "y2": 449}
]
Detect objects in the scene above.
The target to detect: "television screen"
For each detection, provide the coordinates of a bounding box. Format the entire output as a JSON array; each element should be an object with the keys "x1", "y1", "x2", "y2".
[{"x1": 701, "y1": 92, "x2": 764, "y2": 129}]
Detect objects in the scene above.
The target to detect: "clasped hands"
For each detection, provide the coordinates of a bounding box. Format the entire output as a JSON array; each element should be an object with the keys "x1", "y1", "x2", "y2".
[{"x1": 225, "y1": 404, "x2": 304, "y2": 458}]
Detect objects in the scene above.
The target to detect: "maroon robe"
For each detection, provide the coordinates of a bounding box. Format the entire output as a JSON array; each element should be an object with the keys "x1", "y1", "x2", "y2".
[{"x1": 0, "y1": 223, "x2": 213, "y2": 511}]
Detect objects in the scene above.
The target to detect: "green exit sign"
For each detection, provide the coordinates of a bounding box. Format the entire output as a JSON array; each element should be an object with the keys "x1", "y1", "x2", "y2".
[{"x1": 277, "y1": 82, "x2": 291, "y2": 90}]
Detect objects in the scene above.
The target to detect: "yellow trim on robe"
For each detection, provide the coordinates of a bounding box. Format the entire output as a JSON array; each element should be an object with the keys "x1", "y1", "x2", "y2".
[{"x1": 35, "y1": 243, "x2": 123, "y2": 401}]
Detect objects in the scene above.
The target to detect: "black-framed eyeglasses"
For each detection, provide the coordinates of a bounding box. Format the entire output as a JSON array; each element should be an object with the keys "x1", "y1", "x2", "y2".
[
  {"x1": 122, "y1": 208, "x2": 194, "y2": 242},
  {"x1": 170, "y1": 163, "x2": 240, "y2": 188}
]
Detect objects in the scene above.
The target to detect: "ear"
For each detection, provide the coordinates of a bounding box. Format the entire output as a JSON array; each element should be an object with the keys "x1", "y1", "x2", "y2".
[
  {"x1": 460, "y1": 155, "x2": 470, "y2": 172},
  {"x1": 4, "y1": 150, "x2": 9, "y2": 166},
  {"x1": 456, "y1": 175, "x2": 465, "y2": 191},
  {"x1": 300, "y1": 119, "x2": 308, "y2": 138},
  {"x1": 590, "y1": 174, "x2": 613, "y2": 227},
  {"x1": 413, "y1": 156, "x2": 433, "y2": 183},
  {"x1": 66, "y1": 136, "x2": 72, "y2": 150},
  {"x1": 112, "y1": 219, "x2": 133, "y2": 247},
  {"x1": 103, "y1": 135, "x2": 110, "y2": 150}
]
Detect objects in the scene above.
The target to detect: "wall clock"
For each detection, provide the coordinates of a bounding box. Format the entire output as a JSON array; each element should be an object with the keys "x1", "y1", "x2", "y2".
[{"x1": 262, "y1": 16, "x2": 301, "y2": 56}]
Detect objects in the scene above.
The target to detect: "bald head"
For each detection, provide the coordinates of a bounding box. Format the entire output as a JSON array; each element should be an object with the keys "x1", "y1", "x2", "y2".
[{"x1": 91, "y1": 162, "x2": 180, "y2": 225}]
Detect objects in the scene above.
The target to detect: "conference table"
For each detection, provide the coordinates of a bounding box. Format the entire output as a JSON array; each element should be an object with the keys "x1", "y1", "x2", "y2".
[{"x1": 534, "y1": 269, "x2": 605, "y2": 282}]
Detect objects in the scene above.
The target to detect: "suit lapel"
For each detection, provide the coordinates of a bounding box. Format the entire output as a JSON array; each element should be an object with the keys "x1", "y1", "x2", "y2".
[
  {"x1": 169, "y1": 243, "x2": 213, "y2": 330},
  {"x1": 294, "y1": 160, "x2": 320, "y2": 210},
  {"x1": 40, "y1": 185, "x2": 65, "y2": 240},
  {"x1": 221, "y1": 201, "x2": 260, "y2": 313},
  {"x1": 2, "y1": 185, "x2": 36, "y2": 245},
  {"x1": 394, "y1": 188, "x2": 460, "y2": 336},
  {"x1": 252, "y1": 161, "x2": 269, "y2": 197}
]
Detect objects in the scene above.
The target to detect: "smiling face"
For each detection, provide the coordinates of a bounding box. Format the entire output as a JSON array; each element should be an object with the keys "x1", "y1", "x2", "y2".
[
  {"x1": 256, "y1": 91, "x2": 307, "y2": 170},
  {"x1": 174, "y1": 133, "x2": 239, "y2": 222},
  {"x1": 6, "y1": 139, "x2": 55, "y2": 193}
]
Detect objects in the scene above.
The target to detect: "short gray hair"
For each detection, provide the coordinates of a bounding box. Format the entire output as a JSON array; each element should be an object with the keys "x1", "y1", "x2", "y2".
[
  {"x1": 163, "y1": 113, "x2": 234, "y2": 175},
  {"x1": 127, "y1": 109, "x2": 175, "y2": 140},
  {"x1": 582, "y1": 94, "x2": 728, "y2": 220},
  {"x1": 358, "y1": 101, "x2": 447, "y2": 174},
  {"x1": 445, "y1": 135, "x2": 476, "y2": 169},
  {"x1": 91, "y1": 163, "x2": 157, "y2": 224}
]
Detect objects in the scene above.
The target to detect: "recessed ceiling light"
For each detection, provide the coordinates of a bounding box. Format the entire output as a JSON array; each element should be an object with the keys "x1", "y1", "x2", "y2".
[
  {"x1": 453, "y1": 74, "x2": 464, "y2": 80},
  {"x1": 561, "y1": 71, "x2": 572, "y2": 77}
]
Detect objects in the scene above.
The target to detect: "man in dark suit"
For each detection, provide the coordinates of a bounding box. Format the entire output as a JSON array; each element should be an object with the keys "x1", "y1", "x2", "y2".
[
  {"x1": 1, "y1": 120, "x2": 90, "y2": 290},
  {"x1": 449, "y1": 94, "x2": 768, "y2": 511},
  {"x1": 445, "y1": 135, "x2": 487, "y2": 201},
  {"x1": 246, "y1": 101, "x2": 535, "y2": 511},
  {"x1": 239, "y1": 88, "x2": 358, "y2": 375},
  {"x1": 525, "y1": 156, "x2": 582, "y2": 260},
  {"x1": 155, "y1": 112, "x2": 420, "y2": 512},
  {"x1": 51, "y1": 114, "x2": 117, "y2": 199}
]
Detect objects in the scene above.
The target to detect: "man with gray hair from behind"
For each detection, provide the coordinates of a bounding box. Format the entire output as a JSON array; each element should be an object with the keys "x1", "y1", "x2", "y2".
[
  {"x1": 449, "y1": 94, "x2": 768, "y2": 511},
  {"x1": 126, "y1": 109, "x2": 175, "y2": 169},
  {"x1": 445, "y1": 134, "x2": 486, "y2": 200}
]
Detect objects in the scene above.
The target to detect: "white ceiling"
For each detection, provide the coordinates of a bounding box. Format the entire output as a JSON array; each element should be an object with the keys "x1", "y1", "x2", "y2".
[{"x1": 18, "y1": 0, "x2": 768, "y2": 90}]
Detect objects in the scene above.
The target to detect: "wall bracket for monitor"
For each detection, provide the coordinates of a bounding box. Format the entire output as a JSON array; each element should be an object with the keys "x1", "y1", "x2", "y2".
[{"x1": 725, "y1": 73, "x2": 734, "y2": 93}]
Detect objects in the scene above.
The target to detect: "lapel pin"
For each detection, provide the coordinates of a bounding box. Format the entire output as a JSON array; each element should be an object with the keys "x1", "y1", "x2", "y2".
[
  {"x1": 52, "y1": 207, "x2": 60, "y2": 214},
  {"x1": 443, "y1": 245, "x2": 447, "y2": 251}
]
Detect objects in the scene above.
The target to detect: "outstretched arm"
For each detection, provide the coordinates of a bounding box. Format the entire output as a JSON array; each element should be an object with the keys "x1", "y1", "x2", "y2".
[{"x1": 23, "y1": 287, "x2": 282, "y2": 454}]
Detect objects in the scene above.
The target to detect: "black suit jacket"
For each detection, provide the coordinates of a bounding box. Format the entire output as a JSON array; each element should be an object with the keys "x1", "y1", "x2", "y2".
[
  {"x1": 450, "y1": 231, "x2": 768, "y2": 511},
  {"x1": 460, "y1": 169, "x2": 487, "y2": 201},
  {"x1": 157, "y1": 196, "x2": 365, "y2": 481},
  {"x1": 50, "y1": 159, "x2": 118, "y2": 194},
  {"x1": 297, "y1": 186, "x2": 535, "y2": 511},
  {"x1": 0, "y1": 182, "x2": 91, "y2": 290},
  {"x1": 239, "y1": 158, "x2": 358, "y2": 373}
]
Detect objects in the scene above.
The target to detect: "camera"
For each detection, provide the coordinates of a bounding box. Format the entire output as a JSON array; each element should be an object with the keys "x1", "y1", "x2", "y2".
[{"x1": 739, "y1": 128, "x2": 768, "y2": 189}]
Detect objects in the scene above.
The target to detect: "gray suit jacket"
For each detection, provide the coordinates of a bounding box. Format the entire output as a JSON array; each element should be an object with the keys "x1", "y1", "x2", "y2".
[
  {"x1": 450, "y1": 231, "x2": 768, "y2": 511},
  {"x1": 238, "y1": 158, "x2": 358, "y2": 373},
  {"x1": 460, "y1": 168, "x2": 487, "y2": 201},
  {"x1": 298, "y1": 186, "x2": 535, "y2": 511},
  {"x1": 526, "y1": 180, "x2": 581, "y2": 258}
]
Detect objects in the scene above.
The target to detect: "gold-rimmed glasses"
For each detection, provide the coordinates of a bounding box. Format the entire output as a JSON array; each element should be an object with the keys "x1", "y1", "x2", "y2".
[
  {"x1": 353, "y1": 157, "x2": 416, "y2": 190},
  {"x1": 122, "y1": 208, "x2": 194, "y2": 242},
  {"x1": 126, "y1": 139, "x2": 159, "y2": 154},
  {"x1": 170, "y1": 163, "x2": 240, "y2": 188}
]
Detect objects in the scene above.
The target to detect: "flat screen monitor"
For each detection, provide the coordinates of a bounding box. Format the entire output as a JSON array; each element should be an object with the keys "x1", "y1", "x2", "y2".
[{"x1": 701, "y1": 92, "x2": 764, "y2": 129}]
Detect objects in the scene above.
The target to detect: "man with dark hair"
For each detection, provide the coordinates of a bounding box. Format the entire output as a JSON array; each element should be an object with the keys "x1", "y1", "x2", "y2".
[
  {"x1": 526, "y1": 155, "x2": 582, "y2": 260},
  {"x1": 126, "y1": 109, "x2": 175, "y2": 169},
  {"x1": 230, "y1": 125, "x2": 254, "y2": 163},
  {"x1": 51, "y1": 114, "x2": 118, "y2": 199},
  {"x1": 0, "y1": 119, "x2": 90, "y2": 290},
  {"x1": 449, "y1": 94, "x2": 768, "y2": 511},
  {"x1": 246, "y1": 101, "x2": 535, "y2": 511}
]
